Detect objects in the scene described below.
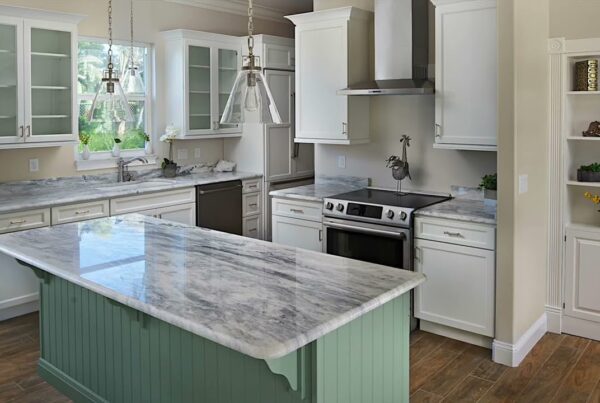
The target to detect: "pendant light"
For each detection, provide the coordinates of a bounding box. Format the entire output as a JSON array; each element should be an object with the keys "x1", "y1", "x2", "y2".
[
  {"x1": 121, "y1": 0, "x2": 145, "y2": 94},
  {"x1": 88, "y1": 0, "x2": 134, "y2": 122},
  {"x1": 220, "y1": 0, "x2": 282, "y2": 125}
]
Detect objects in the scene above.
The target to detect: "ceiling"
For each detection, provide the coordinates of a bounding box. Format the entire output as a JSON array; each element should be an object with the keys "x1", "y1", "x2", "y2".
[{"x1": 166, "y1": 0, "x2": 313, "y2": 21}]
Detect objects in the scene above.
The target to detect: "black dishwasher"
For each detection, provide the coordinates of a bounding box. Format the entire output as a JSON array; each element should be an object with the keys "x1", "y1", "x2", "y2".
[{"x1": 196, "y1": 181, "x2": 243, "y2": 235}]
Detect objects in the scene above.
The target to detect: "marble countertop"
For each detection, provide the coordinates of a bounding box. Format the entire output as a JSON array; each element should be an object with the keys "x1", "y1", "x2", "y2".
[
  {"x1": 416, "y1": 187, "x2": 497, "y2": 225},
  {"x1": 0, "y1": 214, "x2": 424, "y2": 360},
  {"x1": 269, "y1": 175, "x2": 369, "y2": 202},
  {"x1": 0, "y1": 170, "x2": 261, "y2": 215}
]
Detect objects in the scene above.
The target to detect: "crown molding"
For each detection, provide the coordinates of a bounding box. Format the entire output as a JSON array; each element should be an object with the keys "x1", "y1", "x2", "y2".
[{"x1": 165, "y1": 0, "x2": 293, "y2": 23}]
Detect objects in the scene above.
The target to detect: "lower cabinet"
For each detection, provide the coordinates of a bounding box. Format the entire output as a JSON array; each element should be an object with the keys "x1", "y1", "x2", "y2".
[
  {"x1": 414, "y1": 216, "x2": 496, "y2": 340},
  {"x1": 138, "y1": 203, "x2": 196, "y2": 226},
  {"x1": 110, "y1": 188, "x2": 196, "y2": 226},
  {"x1": 272, "y1": 214, "x2": 323, "y2": 252},
  {"x1": 563, "y1": 225, "x2": 600, "y2": 341}
]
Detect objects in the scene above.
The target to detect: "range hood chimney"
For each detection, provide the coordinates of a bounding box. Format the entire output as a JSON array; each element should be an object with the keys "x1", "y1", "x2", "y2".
[{"x1": 338, "y1": 0, "x2": 434, "y2": 96}]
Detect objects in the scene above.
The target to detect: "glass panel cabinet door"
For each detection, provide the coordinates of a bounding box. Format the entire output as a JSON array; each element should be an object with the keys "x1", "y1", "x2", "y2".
[
  {"x1": 0, "y1": 20, "x2": 22, "y2": 143},
  {"x1": 188, "y1": 45, "x2": 211, "y2": 132},
  {"x1": 27, "y1": 26, "x2": 73, "y2": 141},
  {"x1": 217, "y1": 48, "x2": 239, "y2": 131}
]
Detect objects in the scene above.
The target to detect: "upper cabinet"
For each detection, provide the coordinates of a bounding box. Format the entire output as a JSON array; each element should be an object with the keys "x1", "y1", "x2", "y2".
[
  {"x1": 431, "y1": 0, "x2": 497, "y2": 151},
  {"x1": 0, "y1": 7, "x2": 82, "y2": 149},
  {"x1": 161, "y1": 30, "x2": 243, "y2": 139},
  {"x1": 287, "y1": 8, "x2": 372, "y2": 145}
]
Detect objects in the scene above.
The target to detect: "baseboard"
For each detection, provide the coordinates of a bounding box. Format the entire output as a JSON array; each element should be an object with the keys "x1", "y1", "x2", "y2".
[
  {"x1": 545, "y1": 305, "x2": 562, "y2": 334},
  {"x1": 420, "y1": 320, "x2": 492, "y2": 349},
  {"x1": 0, "y1": 293, "x2": 39, "y2": 321},
  {"x1": 38, "y1": 359, "x2": 107, "y2": 403},
  {"x1": 562, "y1": 315, "x2": 600, "y2": 342},
  {"x1": 492, "y1": 313, "x2": 547, "y2": 367}
]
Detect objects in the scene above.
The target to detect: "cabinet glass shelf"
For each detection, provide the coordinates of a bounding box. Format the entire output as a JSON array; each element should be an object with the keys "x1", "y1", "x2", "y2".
[
  {"x1": 189, "y1": 64, "x2": 210, "y2": 69},
  {"x1": 567, "y1": 181, "x2": 600, "y2": 188},
  {"x1": 31, "y1": 52, "x2": 70, "y2": 58},
  {"x1": 567, "y1": 136, "x2": 600, "y2": 141},
  {"x1": 32, "y1": 86, "x2": 70, "y2": 90}
]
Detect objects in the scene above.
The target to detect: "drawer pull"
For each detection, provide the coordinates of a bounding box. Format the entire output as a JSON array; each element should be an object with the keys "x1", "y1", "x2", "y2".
[
  {"x1": 415, "y1": 246, "x2": 421, "y2": 261},
  {"x1": 9, "y1": 219, "x2": 27, "y2": 225},
  {"x1": 290, "y1": 209, "x2": 304, "y2": 214},
  {"x1": 444, "y1": 231, "x2": 464, "y2": 238},
  {"x1": 74, "y1": 210, "x2": 91, "y2": 215},
  {"x1": 249, "y1": 203, "x2": 258, "y2": 207},
  {"x1": 248, "y1": 184, "x2": 258, "y2": 189}
]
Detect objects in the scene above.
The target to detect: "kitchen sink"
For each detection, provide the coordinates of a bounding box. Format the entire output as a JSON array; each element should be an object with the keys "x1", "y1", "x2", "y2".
[{"x1": 95, "y1": 179, "x2": 177, "y2": 192}]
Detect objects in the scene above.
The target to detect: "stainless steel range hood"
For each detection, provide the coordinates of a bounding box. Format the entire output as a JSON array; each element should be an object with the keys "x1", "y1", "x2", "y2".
[{"x1": 338, "y1": 0, "x2": 434, "y2": 96}]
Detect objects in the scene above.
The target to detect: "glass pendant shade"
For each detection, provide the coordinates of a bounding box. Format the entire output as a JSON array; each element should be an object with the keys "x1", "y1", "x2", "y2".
[
  {"x1": 88, "y1": 70, "x2": 134, "y2": 123},
  {"x1": 220, "y1": 59, "x2": 282, "y2": 125},
  {"x1": 121, "y1": 63, "x2": 145, "y2": 94}
]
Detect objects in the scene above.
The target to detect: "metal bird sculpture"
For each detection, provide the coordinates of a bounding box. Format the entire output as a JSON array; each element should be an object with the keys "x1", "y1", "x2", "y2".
[{"x1": 385, "y1": 135, "x2": 412, "y2": 194}]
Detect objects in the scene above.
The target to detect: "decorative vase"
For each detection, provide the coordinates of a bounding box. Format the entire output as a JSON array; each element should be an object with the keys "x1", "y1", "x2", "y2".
[
  {"x1": 162, "y1": 163, "x2": 178, "y2": 178},
  {"x1": 81, "y1": 145, "x2": 90, "y2": 160},
  {"x1": 484, "y1": 189, "x2": 497, "y2": 207},
  {"x1": 144, "y1": 141, "x2": 152, "y2": 155},
  {"x1": 112, "y1": 144, "x2": 121, "y2": 158},
  {"x1": 577, "y1": 170, "x2": 600, "y2": 182}
]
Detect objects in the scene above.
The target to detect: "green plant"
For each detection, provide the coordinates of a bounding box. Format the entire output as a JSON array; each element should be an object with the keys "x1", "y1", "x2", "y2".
[
  {"x1": 142, "y1": 132, "x2": 150, "y2": 142},
  {"x1": 79, "y1": 133, "x2": 91, "y2": 145},
  {"x1": 579, "y1": 163, "x2": 600, "y2": 172},
  {"x1": 479, "y1": 173, "x2": 497, "y2": 191}
]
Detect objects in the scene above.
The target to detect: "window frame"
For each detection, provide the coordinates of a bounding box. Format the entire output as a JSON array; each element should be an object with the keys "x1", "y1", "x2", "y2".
[{"x1": 75, "y1": 36, "x2": 155, "y2": 170}]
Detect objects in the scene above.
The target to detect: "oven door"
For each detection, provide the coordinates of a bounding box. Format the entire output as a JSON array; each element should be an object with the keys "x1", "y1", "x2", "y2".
[{"x1": 323, "y1": 217, "x2": 413, "y2": 270}]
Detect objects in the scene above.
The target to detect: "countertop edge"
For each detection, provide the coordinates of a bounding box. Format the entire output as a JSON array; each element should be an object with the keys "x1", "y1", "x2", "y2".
[{"x1": 414, "y1": 210, "x2": 497, "y2": 226}]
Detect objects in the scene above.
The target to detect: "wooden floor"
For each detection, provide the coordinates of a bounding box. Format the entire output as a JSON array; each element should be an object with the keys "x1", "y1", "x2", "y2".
[{"x1": 1, "y1": 313, "x2": 599, "y2": 403}]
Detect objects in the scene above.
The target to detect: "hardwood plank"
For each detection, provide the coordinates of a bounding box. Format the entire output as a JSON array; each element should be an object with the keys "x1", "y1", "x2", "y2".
[
  {"x1": 589, "y1": 378, "x2": 600, "y2": 403},
  {"x1": 0, "y1": 382, "x2": 23, "y2": 401},
  {"x1": 411, "y1": 330, "x2": 426, "y2": 345},
  {"x1": 444, "y1": 375, "x2": 494, "y2": 402},
  {"x1": 471, "y1": 358, "x2": 508, "y2": 382},
  {"x1": 478, "y1": 333, "x2": 564, "y2": 402},
  {"x1": 516, "y1": 335, "x2": 590, "y2": 402},
  {"x1": 410, "y1": 331, "x2": 448, "y2": 365},
  {"x1": 420, "y1": 345, "x2": 488, "y2": 396},
  {"x1": 410, "y1": 339, "x2": 468, "y2": 394},
  {"x1": 552, "y1": 341, "x2": 600, "y2": 403},
  {"x1": 409, "y1": 389, "x2": 443, "y2": 402}
]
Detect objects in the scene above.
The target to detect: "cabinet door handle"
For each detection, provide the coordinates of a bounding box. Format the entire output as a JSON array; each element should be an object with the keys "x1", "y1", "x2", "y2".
[
  {"x1": 318, "y1": 229, "x2": 323, "y2": 242},
  {"x1": 443, "y1": 231, "x2": 463, "y2": 238},
  {"x1": 342, "y1": 122, "x2": 348, "y2": 135},
  {"x1": 9, "y1": 219, "x2": 27, "y2": 225},
  {"x1": 74, "y1": 210, "x2": 91, "y2": 215},
  {"x1": 415, "y1": 246, "x2": 421, "y2": 262},
  {"x1": 18, "y1": 125, "x2": 24, "y2": 138},
  {"x1": 435, "y1": 123, "x2": 442, "y2": 138},
  {"x1": 292, "y1": 143, "x2": 300, "y2": 159},
  {"x1": 290, "y1": 209, "x2": 304, "y2": 214},
  {"x1": 26, "y1": 125, "x2": 31, "y2": 137}
]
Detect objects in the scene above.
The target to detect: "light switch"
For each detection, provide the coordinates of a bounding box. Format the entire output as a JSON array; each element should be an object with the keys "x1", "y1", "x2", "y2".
[
  {"x1": 337, "y1": 155, "x2": 346, "y2": 169},
  {"x1": 29, "y1": 159, "x2": 39, "y2": 172},
  {"x1": 519, "y1": 174, "x2": 528, "y2": 194},
  {"x1": 177, "y1": 149, "x2": 188, "y2": 160}
]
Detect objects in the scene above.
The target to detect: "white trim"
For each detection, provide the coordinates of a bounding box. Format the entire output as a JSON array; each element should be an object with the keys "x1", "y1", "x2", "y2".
[
  {"x1": 545, "y1": 305, "x2": 563, "y2": 334},
  {"x1": 0, "y1": 4, "x2": 85, "y2": 24},
  {"x1": 492, "y1": 313, "x2": 547, "y2": 367},
  {"x1": 0, "y1": 292, "x2": 39, "y2": 321},
  {"x1": 164, "y1": 0, "x2": 301, "y2": 22},
  {"x1": 563, "y1": 315, "x2": 600, "y2": 342},
  {"x1": 75, "y1": 154, "x2": 158, "y2": 171},
  {"x1": 420, "y1": 320, "x2": 493, "y2": 349}
]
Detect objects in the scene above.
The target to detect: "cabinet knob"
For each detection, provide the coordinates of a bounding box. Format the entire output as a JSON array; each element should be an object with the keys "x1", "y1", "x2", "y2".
[
  {"x1": 342, "y1": 122, "x2": 348, "y2": 135},
  {"x1": 435, "y1": 123, "x2": 442, "y2": 138}
]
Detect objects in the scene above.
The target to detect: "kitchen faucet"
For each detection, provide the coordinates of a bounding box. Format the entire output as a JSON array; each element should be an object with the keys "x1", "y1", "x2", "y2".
[{"x1": 117, "y1": 157, "x2": 149, "y2": 182}]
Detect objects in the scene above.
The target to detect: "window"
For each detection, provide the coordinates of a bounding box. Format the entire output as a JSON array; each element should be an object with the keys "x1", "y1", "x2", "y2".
[{"x1": 77, "y1": 39, "x2": 151, "y2": 155}]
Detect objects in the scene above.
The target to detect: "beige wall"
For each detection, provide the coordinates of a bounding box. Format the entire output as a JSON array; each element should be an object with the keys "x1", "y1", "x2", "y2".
[
  {"x1": 550, "y1": 0, "x2": 600, "y2": 39},
  {"x1": 0, "y1": 0, "x2": 293, "y2": 182}
]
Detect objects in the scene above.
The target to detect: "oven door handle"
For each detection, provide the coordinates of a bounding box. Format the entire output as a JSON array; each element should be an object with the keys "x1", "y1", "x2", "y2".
[{"x1": 324, "y1": 222, "x2": 407, "y2": 240}]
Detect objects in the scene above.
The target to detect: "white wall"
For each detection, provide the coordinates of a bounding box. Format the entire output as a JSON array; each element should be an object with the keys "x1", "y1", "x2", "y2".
[
  {"x1": 313, "y1": 0, "x2": 497, "y2": 193},
  {"x1": 0, "y1": 0, "x2": 294, "y2": 182}
]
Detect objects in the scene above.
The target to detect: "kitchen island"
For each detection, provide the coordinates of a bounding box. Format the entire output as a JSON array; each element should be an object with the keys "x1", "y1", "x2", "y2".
[{"x1": 0, "y1": 215, "x2": 424, "y2": 403}]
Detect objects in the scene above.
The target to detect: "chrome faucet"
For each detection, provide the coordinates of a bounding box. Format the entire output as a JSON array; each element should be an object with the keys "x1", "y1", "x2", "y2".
[{"x1": 117, "y1": 157, "x2": 148, "y2": 182}]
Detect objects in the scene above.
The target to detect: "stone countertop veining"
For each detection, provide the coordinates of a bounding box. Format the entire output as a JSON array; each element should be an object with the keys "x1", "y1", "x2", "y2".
[
  {"x1": 415, "y1": 186, "x2": 497, "y2": 225},
  {"x1": 269, "y1": 175, "x2": 370, "y2": 203},
  {"x1": 0, "y1": 170, "x2": 262, "y2": 215},
  {"x1": 0, "y1": 214, "x2": 425, "y2": 360}
]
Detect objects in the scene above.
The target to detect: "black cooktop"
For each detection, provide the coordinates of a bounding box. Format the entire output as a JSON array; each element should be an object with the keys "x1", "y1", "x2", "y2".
[{"x1": 332, "y1": 189, "x2": 451, "y2": 210}]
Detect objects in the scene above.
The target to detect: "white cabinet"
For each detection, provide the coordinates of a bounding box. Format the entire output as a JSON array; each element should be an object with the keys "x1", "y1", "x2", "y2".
[
  {"x1": 242, "y1": 179, "x2": 263, "y2": 239},
  {"x1": 415, "y1": 216, "x2": 496, "y2": 339},
  {"x1": 0, "y1": 208, "x2": 50, "y2": 234},
  {"x1": 271, "y1": 197, "x2": 323, "y2": 252},
  {"x1": 0, "y1": 7, "x2": 82, "y2": 148},
  {"x1": 141, "y1": 203, "x2": 196, "y2": 225},
  {"x1": 161, "y1": 30, "x2": 243, "y2": 138},
  {"x1": 287, "y1": 7, "x2": 371, "y2": 145},
  {"x1": 110, "y1": 188, "x2": 196, "y2": 226},
  {"x1": 51, "y1": 200, "x2": 109, "y2": 225},
  {"x1": 563, "y1": 225, "x2": 600, "y2": 341},
  {"x1": 431, "y1": 0, "x2": 497, "y2": 151}
]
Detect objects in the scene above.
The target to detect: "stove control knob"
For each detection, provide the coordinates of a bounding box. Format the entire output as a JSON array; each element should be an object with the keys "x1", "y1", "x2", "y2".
[
  {"x1": 336, "y1": 203, "x2": 345, "y2": 212},
  {"x1": 386, "y1": 210, "x2": 395, "y2": 219},
  {"x1": 325, "y1": 202, "x2": 334, "y2": 210},
  {"x1": 400, "y1": 212, "x2": 408, "y2": 221}
]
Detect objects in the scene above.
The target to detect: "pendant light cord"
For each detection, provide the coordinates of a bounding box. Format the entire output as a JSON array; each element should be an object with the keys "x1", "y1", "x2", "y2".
[
  {"x1": 247, "y1": 0, "x2": 254, "y2": 58},
  {"x1": 107, "y1": 0, "x2": 113, "y2": 71}
]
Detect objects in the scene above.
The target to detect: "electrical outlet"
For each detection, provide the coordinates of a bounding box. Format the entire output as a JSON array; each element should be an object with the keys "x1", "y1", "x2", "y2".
[
  {"x1": 519, "y1": 174, "x2": 528, "y2": 194},
  {"x1": 29, "y1": 159, "x2": 39, "y2": 172},
  {"x1": 337, "y1": 155, "x2": 346, "y2": 169},
  {"x1": 177, "y1": 149, "x2": 188, "y2": 160},
  {"x1": 194, "y1": 148, "x2": 202, "y2": 159}
]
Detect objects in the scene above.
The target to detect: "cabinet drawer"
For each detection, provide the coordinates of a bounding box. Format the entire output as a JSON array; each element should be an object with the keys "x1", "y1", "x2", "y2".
[
  {"x1": 415, "y1": 216, "x2": 495, "y2": 250},
  {"x1": 52, "y1": 200, "x2": 109, "y2": 225},
  {"x1": 243, "y1": 215, "x2": 262, "y2": 239},
  {"x1": 243, "y1": 193, "x2": 261, "y2": 217},
  {"x1": 242, "y1": 179, "x2": 262, "y2": 194},
  {"x1": 0, "y1": 209, "x2": 50, "y2": 234},
  {"x1": 272, "y1": 198, "x2": 322, "y2": 222},
  {"x1": 110, "y1": 188, "x2": 195, "y2": 216}
]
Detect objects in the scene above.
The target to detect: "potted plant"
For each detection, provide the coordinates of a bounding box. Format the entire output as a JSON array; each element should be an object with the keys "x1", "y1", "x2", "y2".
[
  {"x1": 584, "y1": 192, "x2": 600, "y2": 212},
  {"x1": 142, "y1": 132, "x2": 152, "y2": 155},
  {"x1": 112, "y1": 138, "x2": 122, "y2": 158},
  {"x1": 577, "y1": 163, "x2": 600, "y2": 182},
  {"x1": 479, "y1": 173, "x2": 497, "y2": 206},
  {"x1": 160, "y1": 131, "x2": 178, "y2": 178},
  {"x1": 79, "y1": 133, "x2": 91, "y2": 160}
]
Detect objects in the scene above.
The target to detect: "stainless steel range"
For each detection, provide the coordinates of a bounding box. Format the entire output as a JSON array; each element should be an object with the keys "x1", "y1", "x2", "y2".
[{"x1": 323, "y1": 188, "x2": 451, "y2": 271}]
